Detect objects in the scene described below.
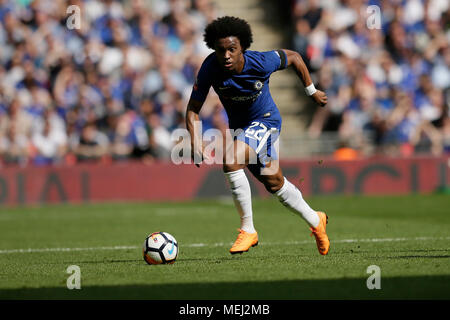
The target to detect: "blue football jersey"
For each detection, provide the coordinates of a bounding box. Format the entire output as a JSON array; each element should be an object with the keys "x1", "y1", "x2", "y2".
[{"x1": 190, "y1": 50, "x2": 288, "y2": 130}]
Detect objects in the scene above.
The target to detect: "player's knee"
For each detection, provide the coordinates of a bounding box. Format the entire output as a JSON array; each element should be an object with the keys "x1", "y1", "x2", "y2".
[
  {"x1": 223, "y1": 163, "x2": 245, "y2": 173},
  {"x1": 264, "y1": 175, "x2": 284, "y2": 194}
]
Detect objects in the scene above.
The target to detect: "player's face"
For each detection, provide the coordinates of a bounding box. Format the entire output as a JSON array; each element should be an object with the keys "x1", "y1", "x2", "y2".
[{"x1": 214, "y1": 36, "x2": 244, "y2": 73}]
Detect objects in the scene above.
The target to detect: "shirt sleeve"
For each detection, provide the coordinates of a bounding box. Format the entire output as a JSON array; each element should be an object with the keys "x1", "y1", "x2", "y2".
[
  {"x1": 190, "y1": 56, "x2": 213, "y2": 103},
  {"x1": 261, "y1": 50, "x2": 288, "y2": 75}
]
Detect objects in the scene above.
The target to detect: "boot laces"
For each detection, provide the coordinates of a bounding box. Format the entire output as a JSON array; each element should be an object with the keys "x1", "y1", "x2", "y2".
[{"x1": 234, "y1": 229, "x2": 247, "y2": 245}]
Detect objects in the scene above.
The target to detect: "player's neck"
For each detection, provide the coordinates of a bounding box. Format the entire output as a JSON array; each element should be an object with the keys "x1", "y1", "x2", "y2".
[{"x1": 236, "y1": 54, "x2": 245, "y2": 74}]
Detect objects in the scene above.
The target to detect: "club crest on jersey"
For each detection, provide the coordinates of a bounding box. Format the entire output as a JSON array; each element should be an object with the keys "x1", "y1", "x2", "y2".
[{"x1": 254, "y1": 80, "x2": 263, "y2": 91}]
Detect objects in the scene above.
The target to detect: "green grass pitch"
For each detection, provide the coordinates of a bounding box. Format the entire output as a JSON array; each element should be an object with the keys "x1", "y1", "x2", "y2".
[{"x1": 0, "y1": 194, "x2": 449, "y2": 300}]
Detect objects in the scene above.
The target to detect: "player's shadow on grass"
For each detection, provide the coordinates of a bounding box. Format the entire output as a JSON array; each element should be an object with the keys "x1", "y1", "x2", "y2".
[
  {"x1": 178, "y1": 252, "x2": 313, "y2": 263},
  {"x1": 178, "y1": 255, "x2": 280, "y2": 262},
  {"x1": 1, "y1": 275, "x2": 449, "y2": 300},
  {"x1": 178, "y1": 257, "x2": 234, "y2": 263},
  {"x1": 377, "y1": 249, "x2": 450, "y2": 254}
]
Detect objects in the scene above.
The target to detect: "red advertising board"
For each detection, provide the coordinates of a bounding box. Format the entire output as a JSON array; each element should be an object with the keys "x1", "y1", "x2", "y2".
[{"x1": 0, "y1": 156, "x2": 448, "y2": 206}]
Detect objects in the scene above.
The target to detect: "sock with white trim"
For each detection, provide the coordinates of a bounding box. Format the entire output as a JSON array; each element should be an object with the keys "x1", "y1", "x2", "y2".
[
  {"x1": 224, "y1": 169, "x2": 256, "y2": 234},
  {"x1": 275, "y1": 177, "x2": 320, "y2": 227}
]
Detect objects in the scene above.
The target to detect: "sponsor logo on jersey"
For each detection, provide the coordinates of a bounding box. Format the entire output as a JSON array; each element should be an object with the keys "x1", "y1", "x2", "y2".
[{"x1": 222, "y1": 91, "x2": 262, "y2": 102}]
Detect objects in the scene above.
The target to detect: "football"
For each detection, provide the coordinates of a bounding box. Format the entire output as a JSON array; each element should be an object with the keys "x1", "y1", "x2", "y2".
[{"x1": 143, "y1": 232, "x2": 178, "y2": 265}]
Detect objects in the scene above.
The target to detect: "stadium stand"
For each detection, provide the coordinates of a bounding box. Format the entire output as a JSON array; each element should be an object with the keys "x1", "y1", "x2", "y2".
[
  {"x1": 0, "y1": 0, "x2": 448, "y2": 167},
  {"x1": 0, "y1": 0, "x2": 220, "y2": 166},
  {"x1": 289, "y1": 0, "x2": 449, "y2": 158}
]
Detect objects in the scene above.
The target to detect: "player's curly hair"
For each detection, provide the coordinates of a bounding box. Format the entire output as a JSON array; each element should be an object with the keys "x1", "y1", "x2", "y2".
[{"x1": 203, "y1": 16, "x2": 253, "y2": 51}]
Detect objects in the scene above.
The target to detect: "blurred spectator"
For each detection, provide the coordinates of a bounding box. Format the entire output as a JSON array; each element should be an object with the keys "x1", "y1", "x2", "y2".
[
  {"x1": 31, "y1": 114, "x2": 68, "y2": 165},
  {"x1": 69, "y1": 122, "x2": 110, "y2": 162},
  {"x1": 442, "y1": 116, "x2": 450, "y2": 154},
  {"x1": 146, "y1": 112, "x2": 173, "y2": 159},
  {"x1": 0, "y1": 122, "x2": 30, "y2": 165},
  {"x1": 107, "y1": 109, "x2": 150, "y2": 160},
  {"x1": 0, "y1": 98, "x2": 33, "y2": 137}
]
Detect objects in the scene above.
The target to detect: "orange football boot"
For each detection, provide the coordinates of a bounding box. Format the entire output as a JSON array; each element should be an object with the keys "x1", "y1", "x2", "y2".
[
  {"x1": 229, "y1": 229, "x2": 259, "y2": 254},
  {"x1": 310, "y1": 212, "x2": 330, "y2": 255}
]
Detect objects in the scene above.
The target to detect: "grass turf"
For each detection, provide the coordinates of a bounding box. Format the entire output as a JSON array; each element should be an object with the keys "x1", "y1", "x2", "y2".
[{"x1": 0, "y1": 194, "x2": 449, "y2": 299}]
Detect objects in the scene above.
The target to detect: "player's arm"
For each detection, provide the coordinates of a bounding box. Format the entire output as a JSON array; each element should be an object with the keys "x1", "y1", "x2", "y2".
[
  {"x1": 186, "y1": 98, "x2": 209, "y2": 167},
  {"x1": 281, "y1": 49, "x2": 327, "y2": 107},
  {"x1": 187, "y1": 54, "x2": 214, "y2": 167}
]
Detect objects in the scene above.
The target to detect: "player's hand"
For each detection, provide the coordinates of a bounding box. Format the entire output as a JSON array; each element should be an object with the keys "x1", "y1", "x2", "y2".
[
  {"x1": 191, "y1": 146, "x2": 211, "y2": 167},
  {"x1": 311, "y1": 90, "x2": 327, "y2": 107}
]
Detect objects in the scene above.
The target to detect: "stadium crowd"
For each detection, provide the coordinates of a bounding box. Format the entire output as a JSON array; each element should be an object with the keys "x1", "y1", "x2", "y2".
[
  {"x1": 0, "y1": 0, "x2": 222, "y2": 166},
  {"x1": 0, "y1": 0, "x2": 449, "y2": 167},
  {"x1": 290, "y1": 0, "x2": 450, "y2": 157}
]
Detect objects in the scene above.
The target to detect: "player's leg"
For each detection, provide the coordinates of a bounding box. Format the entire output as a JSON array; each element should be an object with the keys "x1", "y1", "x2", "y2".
[
  {"x1": 248, "y1": 162, "x2": 320, "y2": 228},
  {"x1": 248, "y1": 129, "x2": 330, "y2": 255},
  {"x1": 223, "y1": 139, "x2": 258, "y2": 254},
  {"x1": 223, "y1": 139, "x2": 256, "y2": 234}
]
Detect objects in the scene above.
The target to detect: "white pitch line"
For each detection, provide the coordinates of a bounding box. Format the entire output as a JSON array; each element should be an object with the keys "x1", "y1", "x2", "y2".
[
  {"x1": 0, "y1": 236, "x2": 449, "y2": 255},
  {"x1": 0, "y1": 245, "x2": 138, "y2": 254}
]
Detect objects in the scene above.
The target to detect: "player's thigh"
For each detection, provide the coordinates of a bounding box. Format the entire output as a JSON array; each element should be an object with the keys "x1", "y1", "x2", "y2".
[{"x1": 223, "y1": 139, "x2": 252, "y2": 173}]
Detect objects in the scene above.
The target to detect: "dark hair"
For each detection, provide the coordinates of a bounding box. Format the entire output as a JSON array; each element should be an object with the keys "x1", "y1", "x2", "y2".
[{"x1": 203, "y1": 16, "x2": 253, "y2": 50}]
